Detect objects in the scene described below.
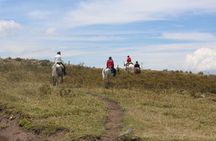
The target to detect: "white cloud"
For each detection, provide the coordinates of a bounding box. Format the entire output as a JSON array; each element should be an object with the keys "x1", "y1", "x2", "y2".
[
  {"x1": 44, "y1": 34, "x2": 124, "y2": 41},
  {"x1": 0, "y1": 40, "x2": 45, "y2": 54},
  {"x1": 0, "y1": 20, "x2": 21, "y2": 36},
  {"x1": 161, "y1": 32, "x2": 216, "y2": 41},
  {"x1": 28, "y1": 10, "x2": 51, "y2": 20},
  {"x1": 45, "y1": 27, "x2": 57, "y2": 36},
  {"x1": 106, "y1": 43, "x2": 216, "y2": 70},
  {"x1": 0, "y1": 39, "x2": 91, "y2": 60},
  {"x1": 65, "y1": 0, "x2": 216, "y2": 27},
  {"x1": 186, "y1": 48, "x2": 216, "y2": 72}
]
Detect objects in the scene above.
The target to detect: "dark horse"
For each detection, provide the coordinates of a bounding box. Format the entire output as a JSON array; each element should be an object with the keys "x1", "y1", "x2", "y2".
[{"x1": 52, "y1": 63, "x2": 64, "y2": 86}]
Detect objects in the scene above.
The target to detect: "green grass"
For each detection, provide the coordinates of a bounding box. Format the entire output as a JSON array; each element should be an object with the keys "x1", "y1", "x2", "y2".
[
  {"x1": 0, "y1": 58, "x2": 216, "y2": 141},
  {"x1": 0, "y1": 83, "x2": 106, "y2": 140},
  {"x1": 94, "y1": 88, "x2": 216, "y2": 141},
  {"x1": 0, "y1": 58, "x2": 106, "y2": 140}
]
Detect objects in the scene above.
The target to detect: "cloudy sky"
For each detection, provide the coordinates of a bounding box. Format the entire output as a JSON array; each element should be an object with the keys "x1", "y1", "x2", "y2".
[{"x1": 1, "y1": 0, "x2": 216, "y2": 72}]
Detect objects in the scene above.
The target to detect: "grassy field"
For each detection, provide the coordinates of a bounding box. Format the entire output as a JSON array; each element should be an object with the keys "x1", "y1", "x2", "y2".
[
  {"x1": 0, "y1": 58, "x2": 216, "y2": 141},
  {"x1": 95, "y1": 89, "x2": 216, "y2": 141}
]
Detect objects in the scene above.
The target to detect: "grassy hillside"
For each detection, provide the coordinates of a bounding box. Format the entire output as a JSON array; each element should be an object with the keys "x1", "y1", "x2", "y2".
[
  {"x1": 0, "y1": 58, "x2": 216, "y2": 141},
  {"x1": 0, "y1": 58, "x2": 106, "y2": 140}
]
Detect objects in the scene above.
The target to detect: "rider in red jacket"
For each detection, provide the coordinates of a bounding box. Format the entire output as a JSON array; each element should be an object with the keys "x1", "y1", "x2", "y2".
[
  {"x1": 127, "y1": 55, "x2": 132, "y2": 64},
  {"x1": 106, "y1": 56, "x2": 114, "y2": 69},
  {"x1": 106, "y1": 56, "x2": 116, "y2": 76}
]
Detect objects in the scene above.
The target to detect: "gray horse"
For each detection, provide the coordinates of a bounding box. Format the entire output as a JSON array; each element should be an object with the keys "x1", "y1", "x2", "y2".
[
  {"x1": 52, "y1": 63, "x2": 64, "y2": 86},
  {"x1": 102, "y1": 68, "x2": 114, "y2": 88},
  {"x1": 124, "y1": 62, "x2": 134, "y2": 73},
  {"x1": 102, "y1": 68, "x2": 112, "y2": 81}
]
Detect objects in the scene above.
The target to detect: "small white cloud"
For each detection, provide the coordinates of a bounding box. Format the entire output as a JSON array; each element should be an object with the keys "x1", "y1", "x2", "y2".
[
  {"x1": 45, "y1": 27, "x2": 57, "y2": 36},
  {"x1": 161, "y1": 32, "x2": 216, "y2": 41},
  {"x1": 0, "y1": 20, "x2": 21, "y2": 36},
  {"x1": 28, "y1": 10, "x2": 50, "y2": 20},
  {"x1": 186, "y1": 48, "x2": 216, "y2": 72}
]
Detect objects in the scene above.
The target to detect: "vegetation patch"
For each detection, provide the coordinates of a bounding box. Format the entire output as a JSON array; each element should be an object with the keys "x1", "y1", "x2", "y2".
[
  {"x1": 29, "y1": 122, "x2": 67, "y2": 136},
  {"x1": 19, "y1": 118, "x2": 31, "y2": 128},
  {"x1": 1, "y1": 58, "x2": 216, "y2": 141}
]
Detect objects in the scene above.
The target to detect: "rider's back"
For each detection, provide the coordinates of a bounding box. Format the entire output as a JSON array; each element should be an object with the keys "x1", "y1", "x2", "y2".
[{"x1": 54, "y1": 54, "x2": 62, "y2": 63}]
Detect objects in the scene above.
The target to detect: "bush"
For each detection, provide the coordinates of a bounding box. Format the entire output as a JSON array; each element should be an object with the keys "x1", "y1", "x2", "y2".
[{"x1": 19, "y1": 118, "x2": 31, "y2": 127}]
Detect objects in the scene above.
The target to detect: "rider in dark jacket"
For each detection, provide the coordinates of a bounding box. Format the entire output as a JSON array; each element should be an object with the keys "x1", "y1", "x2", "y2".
[{"x1": 134, "y1": 61, "x2": 140, "y2": 68}]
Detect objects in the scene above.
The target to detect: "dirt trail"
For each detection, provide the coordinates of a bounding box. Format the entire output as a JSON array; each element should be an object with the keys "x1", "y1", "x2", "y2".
[
  {"x1": 97, "y1": 96, "x2": 124, "y2": 141},
  {"x1": 0, "y1": 114, "x2": 66, "y2": 141},
  {"x1": 0, "y1": 115, "x2": 43, "y2": 141},
  {"x1": 0, "y1": 95, "x2": 124, "y2": 141}
]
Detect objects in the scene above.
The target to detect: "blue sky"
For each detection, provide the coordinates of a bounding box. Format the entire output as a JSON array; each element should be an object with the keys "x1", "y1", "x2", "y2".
[{"x1": 1, "y1": 0, "x2": 216, "y2": 72}]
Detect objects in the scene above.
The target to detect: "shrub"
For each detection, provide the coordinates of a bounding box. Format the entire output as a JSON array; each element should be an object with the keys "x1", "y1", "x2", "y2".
[{"x1": 19, "y1": 118, "x2": 31, "y2": 127}]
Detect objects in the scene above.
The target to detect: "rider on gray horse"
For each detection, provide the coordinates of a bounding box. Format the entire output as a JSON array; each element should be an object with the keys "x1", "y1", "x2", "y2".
[
  {"x1": 54, "y1": 51, "x2": 66, "y2": 75},
  {"x1": 134, "y1": 61, "x2": 140, "y2": 68},
  {"x1": 134, "y1": 61, "x2": 141, "y2": 73}
]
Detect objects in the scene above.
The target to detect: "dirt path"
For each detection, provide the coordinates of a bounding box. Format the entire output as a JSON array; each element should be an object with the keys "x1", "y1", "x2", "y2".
[
  {"x1": 0, "y1": 114, "x2": 66, "y2": 141},
  {"x1": 0, "y1": 95, "x2": 124, "y2": 141},
  {"x1": 0, "y1": 115, "x2": 43, "y2": 141},
  {"x1": 97, "y1": 96, "x2": 124, "y2": 141}
]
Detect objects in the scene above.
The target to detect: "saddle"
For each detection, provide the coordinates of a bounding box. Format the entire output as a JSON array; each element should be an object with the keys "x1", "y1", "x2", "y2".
[
  {"x1": 56, "y1": 62, "x2": 66, "y2": 75},
  {"x1": 107, "y1": 67, "x2": 116, "y2": 76},
  {"x1": 56, "y1": 62, "x2": 63, "y2": 68},
  {"x1": 126, "y1": 62, "x2": 133, "y2": 66}
]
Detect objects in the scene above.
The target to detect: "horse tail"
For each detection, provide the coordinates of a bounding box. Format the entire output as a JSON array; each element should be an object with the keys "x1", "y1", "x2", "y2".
[
  {"x1": 102, "y1": 68, "x2": 105, "y2": 80},
  {"x1": 52, "y1": 64, "x2": 56, "y2": 77}
]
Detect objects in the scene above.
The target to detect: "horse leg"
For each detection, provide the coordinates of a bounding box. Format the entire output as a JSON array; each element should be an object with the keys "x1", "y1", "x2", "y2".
[
  {"x1": 57, "y1": 76, "x2": 60, "y2": 85},
  {"x1": 107, "y1": 75, "x2": 111, "y2": 88},
  {"x1": 60, "y1": 75, "x2": 63, "y2": 83},
  {"x1": 53, "y1": 76, "x2": 56, "y2": 86}
]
